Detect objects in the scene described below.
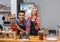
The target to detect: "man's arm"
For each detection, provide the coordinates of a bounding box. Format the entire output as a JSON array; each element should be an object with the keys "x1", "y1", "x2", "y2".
[{"x1": 15, "y1": 23, "x2": 26, "y2": 33}]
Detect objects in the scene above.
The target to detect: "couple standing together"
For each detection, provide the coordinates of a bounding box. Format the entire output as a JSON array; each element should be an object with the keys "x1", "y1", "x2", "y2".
[{"x1": 10, "y1": 7, "x2": 40, "y2": 36}]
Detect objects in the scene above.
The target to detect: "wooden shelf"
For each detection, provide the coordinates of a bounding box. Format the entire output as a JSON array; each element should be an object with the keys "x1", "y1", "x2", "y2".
[{"x1": 0, "y1": 36, "x2": 60, "y2": 42}]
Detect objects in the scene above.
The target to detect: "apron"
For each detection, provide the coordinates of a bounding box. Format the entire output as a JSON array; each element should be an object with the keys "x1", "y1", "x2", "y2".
[
  {"x1": 16, "y1": 20, "x2": 26, "y2": 35},
  {"x1": 30, "y1": 21, "x2": 38, "y2": 35},
  {"x1": 17, "y1": 25, "x2": 26, "y2": 35}
]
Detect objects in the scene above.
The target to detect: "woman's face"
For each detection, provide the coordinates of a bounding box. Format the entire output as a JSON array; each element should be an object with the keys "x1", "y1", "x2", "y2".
[
  {"x1": 18, "y1": 12, "x2": 25, "y2": 21},
  {"x1": 32, "y1": 9, "x2": 37, "y2": 16}
]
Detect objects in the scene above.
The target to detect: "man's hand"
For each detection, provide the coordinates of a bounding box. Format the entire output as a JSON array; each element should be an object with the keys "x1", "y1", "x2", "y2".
[
  {"x1": 15, "y1": 23, "x2": 26, "y2": 33},
  {"x1": 21, "y1": 30, "x2": 26, "y2": 34}
]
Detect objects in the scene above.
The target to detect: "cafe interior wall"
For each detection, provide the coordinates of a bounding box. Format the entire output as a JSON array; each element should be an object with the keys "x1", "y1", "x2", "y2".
[
  {"x1": 0, "y1": 0, "x2": 60, "y2": 30},
  {"x1": 0, "y1": 0, "x2": 11, "y2": 25},
  {"x1": 24, "y1": 0, "x2": 60, "y2": 30}
]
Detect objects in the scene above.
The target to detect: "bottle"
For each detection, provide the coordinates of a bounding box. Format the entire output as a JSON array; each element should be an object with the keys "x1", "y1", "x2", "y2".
[{"x1": 38, "y1": 31, "x2": 44, "y2": 40}]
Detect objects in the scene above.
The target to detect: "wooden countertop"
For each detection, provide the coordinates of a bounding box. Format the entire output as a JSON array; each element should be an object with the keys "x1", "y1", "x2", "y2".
[{"x1": 0, "y1": 36, "x2": 60, "y2": 42}]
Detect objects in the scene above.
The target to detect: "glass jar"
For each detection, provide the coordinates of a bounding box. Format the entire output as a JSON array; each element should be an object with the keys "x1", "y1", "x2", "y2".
[{"x1": 38, "y1": 31, "x2": 44, "y2": 40}]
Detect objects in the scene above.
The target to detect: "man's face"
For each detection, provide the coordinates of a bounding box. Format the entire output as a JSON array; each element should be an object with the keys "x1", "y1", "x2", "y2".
[{"x1": 18, "y1": 12, "x2": 25, "y2": 21}]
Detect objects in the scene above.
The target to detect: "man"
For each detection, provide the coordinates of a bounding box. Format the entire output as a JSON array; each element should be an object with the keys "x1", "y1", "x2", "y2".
[{"x1": 15, "y1": 11, "x2": 30, "y2": 39}]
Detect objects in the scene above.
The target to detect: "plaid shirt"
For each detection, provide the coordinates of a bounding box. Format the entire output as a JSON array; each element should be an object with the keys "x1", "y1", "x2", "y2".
[{"x1": 28, "y1": 16, "x2": 40, "y2": 29}]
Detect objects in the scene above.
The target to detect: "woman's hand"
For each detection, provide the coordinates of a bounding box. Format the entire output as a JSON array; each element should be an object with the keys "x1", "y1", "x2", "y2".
[
  {"x1": 35, "y1": 23, "x2": 40, "y2": 30},
  {"x1": 35, "y1": 26, "x2": 39, "y2": 30}
]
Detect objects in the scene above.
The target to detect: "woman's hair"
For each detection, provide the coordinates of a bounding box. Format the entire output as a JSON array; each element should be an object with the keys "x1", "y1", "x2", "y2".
[{"x1": 31, "y1": 7, "x2": 38, "y2": 16}]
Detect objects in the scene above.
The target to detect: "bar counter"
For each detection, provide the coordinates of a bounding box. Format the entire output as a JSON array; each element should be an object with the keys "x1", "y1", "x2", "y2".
[{"x1": 0, "y1": 35, "x2": 60, "y2": 42}]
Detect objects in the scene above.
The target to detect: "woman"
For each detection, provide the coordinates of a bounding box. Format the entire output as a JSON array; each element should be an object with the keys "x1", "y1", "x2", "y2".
[{"x1": 28, "y1": 7, "x2": 40, "y2": 35}]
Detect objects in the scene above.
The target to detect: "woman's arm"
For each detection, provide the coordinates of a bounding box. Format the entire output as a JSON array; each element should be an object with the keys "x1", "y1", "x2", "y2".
[{"x1": 35, "y1": 17, "x2": 40, "y2": 30}]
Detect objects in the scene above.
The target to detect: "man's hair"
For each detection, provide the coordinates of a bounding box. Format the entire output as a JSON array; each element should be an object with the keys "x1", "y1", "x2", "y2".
[{"x1": 19, "y1": 11, "x2": 25, "y2": 14}]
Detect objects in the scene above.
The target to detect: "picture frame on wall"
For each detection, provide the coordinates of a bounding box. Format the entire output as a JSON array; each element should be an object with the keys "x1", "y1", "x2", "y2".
[
  {"x1": 20, "y1": 3, "x2": 26, "y2": 11},
  {"x1": 20, "y1": 2, "x2": 35, "y2": 18}
]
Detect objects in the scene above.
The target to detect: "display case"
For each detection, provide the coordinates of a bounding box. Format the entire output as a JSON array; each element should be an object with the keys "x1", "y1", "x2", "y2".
[
  {"x1": 0, "y1": 31, "x2": 16, "y2": 40},
  {"x1": 0, "y1": 24, "x2": 16, "y2": 40}
]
